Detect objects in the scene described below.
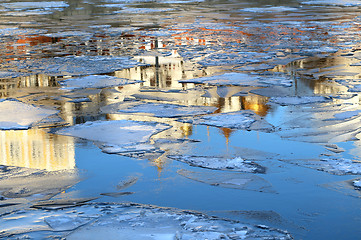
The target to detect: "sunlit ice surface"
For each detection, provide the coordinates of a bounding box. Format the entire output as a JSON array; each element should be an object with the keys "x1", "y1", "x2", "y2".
[{"x1": 1, "y1": 0, "x2": 361, "y2": 239}]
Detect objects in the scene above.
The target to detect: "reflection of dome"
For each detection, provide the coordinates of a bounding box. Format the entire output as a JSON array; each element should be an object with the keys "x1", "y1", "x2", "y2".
[{"x1": 0, "y1": 129, "x2": 75, "y2": 171}]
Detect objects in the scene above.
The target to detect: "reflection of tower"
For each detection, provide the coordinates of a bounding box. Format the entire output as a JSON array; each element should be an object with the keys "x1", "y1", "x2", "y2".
[{"x1": 0, "y1": 129, "x2": 75, "y2": 171}]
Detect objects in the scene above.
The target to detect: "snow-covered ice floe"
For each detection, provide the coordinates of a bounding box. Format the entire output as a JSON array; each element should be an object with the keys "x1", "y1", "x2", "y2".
[
  {"x1": 56, "y1": 120, "x2": 170, "y2": 153},
  {"x1": 168, "y1": 155, "x2": 266, "y2": 173},
  {"x1": 178, "y1": 169, "x2": 276, "y2": 193},
  {"x1": 101, "y1": 101, "x2": 217, "y2": 118},
  {"x1": 0, "y1": 202, "x2": 292, "y2": 239},
  {"x1": 0, "y1": 99, "x2": 58, "y2": 130},
  {"x1": 179, "y1": 111, "x2": 275, "y2": 132},
  {"x1": 59, "y1": 75, "x2": 141, "y2": 90},
  {"x1": 281, "y1": 157, "x2": 361, "y2": 175},
  {"x1": 301, "y1": 0, "x2": 361, "y2": 6}
]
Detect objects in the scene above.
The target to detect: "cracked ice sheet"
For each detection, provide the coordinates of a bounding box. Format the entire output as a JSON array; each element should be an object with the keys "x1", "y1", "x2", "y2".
[
  {"x1": 56, "y1": 120, "x2": 170, "y2": 151},
  {"x1": 179, "y1": 111, "x2": 275, "y2": 132},
  {"x1": 168, "y1": 155, "x2": 266, "y2": 173},
  {"x1": 0, "y1": 203, "x2": 292, "y2": 239},
  {"x1": 178, "y1": 169, "x2": 276, "y2": 193},
  {"x1": 281, "y1": 157, "x2": 361, "y2": 175},
  {"x1": 101, "y1": 101, "x2": 217, "y2": 118},
  {"x1": 0, "y1": 99, "x2": 58, "y2": 130},
  {"x1": 59, "y1": 75, "x2": 141, "y2": 90},
  {"x1": 7, "y1": 56, "x2": 145, "y2": 77}
]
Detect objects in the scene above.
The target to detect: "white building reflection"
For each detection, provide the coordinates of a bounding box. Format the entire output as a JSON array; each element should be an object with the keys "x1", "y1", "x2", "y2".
[{"x1": 0, "y1": 129, "x2": 75, "y2": 171}]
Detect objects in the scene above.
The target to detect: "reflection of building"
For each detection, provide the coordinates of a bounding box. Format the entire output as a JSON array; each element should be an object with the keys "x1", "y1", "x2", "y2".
[{"x1": 0, "y1": 129, "x2": 75, "y2": 171}]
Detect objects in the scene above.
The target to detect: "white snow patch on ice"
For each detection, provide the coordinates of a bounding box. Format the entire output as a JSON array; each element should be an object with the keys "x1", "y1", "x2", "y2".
[
  {"x1": 0, "y1": 100, "x2": 58, "y2": 130},
  {"x1": 333, "y1": 110, "x2": 361, "y2": 120}
]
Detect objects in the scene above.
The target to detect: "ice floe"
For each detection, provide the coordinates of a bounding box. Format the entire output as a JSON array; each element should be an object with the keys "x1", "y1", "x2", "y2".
[
  {"x1": 56, "y1": 120, "x2": 170, "y2": 150},
  {"x1": 8, "y1": 56, "x2": 144, "y2": 77},
  {"x1": 178, "y1": 169, "x2": 276, "y2": 193},
  {"x1": 269, "y1": 96, "x2": 331, "y2": 106},
  {"x1": 168, "y1": 155, "x2": 266, "y2": 173},
  {"x1": 59, "y1": 75, "x2": 141, "y2": 90},
  {"x1": 0, "y1": 203, "x2": 292, "y2": 239},
  {"x1": 0, "y1": 99, "x2": 58, "y2": 130},
  {"x1": 101, "y1": 101, "x2": 217, "y2": 118},
  {"x1": 282, "y1": 157, "x2": 361, "y2": 175},
  {"x1": 301, "y1": 0, "x2": 361, "y2": 6},
  {"x1": 180, "y1": 111, "x2": 275, "y2": 132},
  {"x1": 179, "y1": 72, "x2": 293, "y2": 88},
  {"x1": 1, "y1": 1, "x2": 69, "y2": 9},
  {"x1": 242, "y1": 7, "x2": 299, "y2": 13}
]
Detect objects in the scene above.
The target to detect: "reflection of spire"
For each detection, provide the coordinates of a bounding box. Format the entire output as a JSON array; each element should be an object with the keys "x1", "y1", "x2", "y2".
[
  {"x1": 152, "y1": 155, "x2": 166, "y2": 177},
  {"x1": 241, "y1": 95, "x2": 269, "y2": 117},
  {"x1": 220, "y1": 127, "x2": 233, "y2": 146},
  {"x1": 0, "y1": 129, "x2": 75, "y2": 171}
]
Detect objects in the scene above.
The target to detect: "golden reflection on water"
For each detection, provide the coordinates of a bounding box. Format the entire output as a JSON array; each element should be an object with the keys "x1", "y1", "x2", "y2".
[{"x1": 0, "y1": 128, "x2": 75, "y2": 171}]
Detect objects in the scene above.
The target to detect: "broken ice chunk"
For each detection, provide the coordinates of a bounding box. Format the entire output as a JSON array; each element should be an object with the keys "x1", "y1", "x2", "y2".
[
  {"x1": 168, "y1": 155, "x2": 266, "y2": 173},
  {"x1": 56, "y1": 120, "x2": 170, "y2": 147},
  {"x1": 179, "y1": 111, "x2": 275, "y2": 132},
  {"x1": 0, "y1": 99, "x2": 58, "y2": 130},
  {"x1": 353, "y1": 180, "x2": 361, "y2": 188},
  {"x1": 101, "y1": 101, "x2": 217, "y2": 118},
  {"x1": 332, "y1": 110, "x2": 361, "y2": 120},
  {"x1": 178, "y1": 169, "x2": 276, "y2": 193},
  {"x1": 59, "y1": 75, "x2": 141, "y2": 90},
  {"x1": 269, "y1": 96, "x2": 331, "y2": 106}
]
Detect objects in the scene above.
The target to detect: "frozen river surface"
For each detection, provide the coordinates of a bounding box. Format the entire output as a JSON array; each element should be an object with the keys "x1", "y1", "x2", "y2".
[{"x1": 1, "y1": 0, "x2": 361, "y2": 239}]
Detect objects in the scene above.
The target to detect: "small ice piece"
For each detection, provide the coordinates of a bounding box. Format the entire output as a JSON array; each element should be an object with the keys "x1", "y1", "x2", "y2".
[
  {"x1": 180, "y1": 111, "x2": 274, "y2": 132},
  {"x1": 117, "y1": 176, "x2": 139, "y2": 190},
  {"x1": 101, "y1": 102, "x2": 217, "y2": 118},
  {"x1": 0, "y1": 99, "x2": 58, "y2": 130},
  {"x1": 178, "y1": 169, "x2": 276, "y2": 193},
  {"x1": 353, "y1": 180, "x2": 361, "y2": 188},
  {"x1": 56, "y1": 120, "x2": 170, "y2": 147},
  {"x1": 59, "y1": 75, "x2": 141, "y2": 90},
  {"x1": 168, "y1": 155, "x2": 265, "y2": 173},
  {"x1": 269, "y1": 96, "x2": 331, "y2": 106}
]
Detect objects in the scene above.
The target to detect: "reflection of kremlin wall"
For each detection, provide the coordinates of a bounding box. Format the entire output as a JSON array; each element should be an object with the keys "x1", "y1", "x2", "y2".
[{"x1": 0, "y1": 129, "x2": 75, "y2": 171}]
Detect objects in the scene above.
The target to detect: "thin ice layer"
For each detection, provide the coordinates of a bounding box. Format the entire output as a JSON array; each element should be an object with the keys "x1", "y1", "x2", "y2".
[
  {"x1": 59, "y1": 75, "x2": 141, "y2": 90},
  {"x1": 178, "y1": 169, "x2": 276, "y2": 193},
  {"x1": 101, "y1": 101, "x2": 217, "y2": 118},
  {"x1": 0, "y1": 203, "x2": 291, "y2": 239},
  {"x1": 168, "y1": 155, "x2": 266, "y2": 173},
  {"x1": 56, "y1": 120, "x2": 170, "y2": 146},
  {"x1": 0, "y1": 99, "x2": 58, "y2": 130}
]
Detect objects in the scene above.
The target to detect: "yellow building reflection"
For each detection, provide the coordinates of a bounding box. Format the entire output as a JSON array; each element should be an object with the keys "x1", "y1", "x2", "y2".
[{"x1": 0, "y1": 128, "x2": 75, "y2": 171}]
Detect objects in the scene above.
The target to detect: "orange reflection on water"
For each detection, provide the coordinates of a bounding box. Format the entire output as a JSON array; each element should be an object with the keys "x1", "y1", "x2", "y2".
[{"x1": 0, "y1": 128, "x2": 75, "y2": 171}]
